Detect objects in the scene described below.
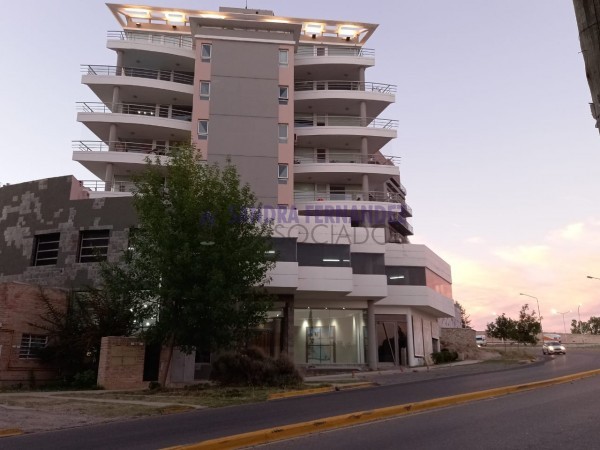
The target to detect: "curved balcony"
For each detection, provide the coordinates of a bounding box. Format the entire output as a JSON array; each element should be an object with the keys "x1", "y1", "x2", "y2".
[
  {"x1": 80, "y1": 179, "x2": 136, "y2": 198},
  {"x1": 294, "y1": 81, "x2": 395, "y2": 116},
  {"x1": 107, "y1": 31, "x2": 195, "y2": 68},
  {"x1": 295, "y1": 46, "x2": 375, "y2": 79},
  {"x1": 77, "y1": 102, "x2": 192, "y2": 142},
  {"x1": 81, "y1": 65, "x2": 194, "y2": 105},
  {"x1": 72, "y1": 141, "x2": 171, "y2": 179},
  {"x1": 294, "y1": 153, "x2": 400, "y2": 185},
  {"x1": 294, "y1": 115, "x2": 397, "y2": 152}
]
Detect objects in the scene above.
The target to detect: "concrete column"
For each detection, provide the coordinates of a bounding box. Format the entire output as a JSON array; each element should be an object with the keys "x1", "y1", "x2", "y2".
[
  {"x1": 359, "y1": 67, "x2": 366, "y2": 86},
  {"x1": 280, "y1": 295, "x2": 295, "y2": 361},
  {"x1": 115, "y1": 50, "x2": 124, "y2": 75},
  {"x1": 104, "y1": 163, "x2": 114, "y2": 192},
  {"x1": 360, "y1": 101, "x2": 367, "y2": 127},
  {"x1": 367, "y1": 300, "x2": 377, "y2": 370},
  {"x1": 406, "y1": 311, "x2": 417, "y2": 367},
  {"x1": 108, "y1": 123, "x2": 118, "y2": 153},
  {"x1": 111, "y1": 86, "x2": 120, "y2": 109}
]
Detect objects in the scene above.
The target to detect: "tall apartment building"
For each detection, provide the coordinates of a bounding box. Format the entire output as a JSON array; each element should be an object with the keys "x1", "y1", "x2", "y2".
[{"x1": 0, "y1": 4, "x2": 455, "y2": 370}]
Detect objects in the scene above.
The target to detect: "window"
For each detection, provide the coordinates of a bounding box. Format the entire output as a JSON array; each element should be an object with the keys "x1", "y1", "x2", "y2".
[
  {"x1": 278, "y1": 164, "x2": 289, "y2": 180},
  {"x1": 279, "y1": 49, "x2": 289, "y2": 66},
  {"x1": 19, "y1": 334, "x2": 48, "y2": 359},
  {"x1": 199, "y1": 81, "x2": 210, "y2": 100},
  {"x1": 198, "y1": 120, "x2": 209, "y2": 140},
  {"x1": 78, "y1": 229, "x2": 110, "y2": 263},
  {"x1": 385, "y1": 266, "x2": 426, "y2": 286},
  {"x1": 32, "y1": 233, "x2": 60, "y2": 266},
  {"x1": 278, "y1": 123, "x2": 288, "y2": 143},
  {"x1": 297, "y1": 244, "x2": 351, "y2": 267},
  {"x1": 201, "y1": 43, "x2": 212, "y2": 62},
  {"x1": 351, "y1": 253, "x2": 386, "y2": 275},
  {"x1": 279, "y1": 86, "x2": 289, "y2": 105},
  {"x1": 268, "y1": 238, "x2": 297, "y2": 262}
]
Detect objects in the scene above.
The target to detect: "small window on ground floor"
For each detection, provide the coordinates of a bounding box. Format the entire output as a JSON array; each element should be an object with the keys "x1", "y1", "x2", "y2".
[{"x1": 19, "y1": 334, "x2": 48, "y2": 359}]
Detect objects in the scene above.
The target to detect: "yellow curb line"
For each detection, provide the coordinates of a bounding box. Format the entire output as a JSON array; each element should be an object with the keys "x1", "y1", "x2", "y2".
[
  {"x1": 0, "y1": 428, "x2": 23, "y2": 438},
  {"x1": 165, "y1": 368, "x2": 600, "y2": 450},
  {"x1": 268, "y1": 382, "x2": 375, "y2": 400}
]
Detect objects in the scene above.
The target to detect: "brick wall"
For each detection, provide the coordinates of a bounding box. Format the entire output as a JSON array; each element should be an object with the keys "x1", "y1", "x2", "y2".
[
  {"x1": 97, "y1": 336, "x2": 146, "y2": 390},
  {"x1": 0, "y1": 282, "x2": 68, "y2": 387}
]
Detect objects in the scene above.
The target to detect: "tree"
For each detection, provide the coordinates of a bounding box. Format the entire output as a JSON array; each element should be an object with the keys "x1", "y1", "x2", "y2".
[
  {"x1": 589, "y1": 316, "x2": 600, "y2": 334},
  {"x1": 104, "y1": 144, "x2": 275, "y2": 385},
  {"x1": 456, "y1": 301, "x2": 471, "y2": 328},
  {"x1": 486, "y1": 313, "x2": 517, "y2": 351},
  {"x1": 514, "y1": 303, "x2": 541, "y2": 345}
]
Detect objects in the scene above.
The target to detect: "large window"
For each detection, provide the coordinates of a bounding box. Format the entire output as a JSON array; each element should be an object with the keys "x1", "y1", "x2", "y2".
[
  {"x1": 278, "y1": 123, "x2": 288, "y2": 143},
  {"x1": 201, "y1": 43, "x2": 212, "y2": 62},
  {"x1": 32, "y1": 233, "x2": 60, "y2": 266},
  {"x1": 199, "y1": 81, "x2": 210, "y2": 100},
  {"x1": 297, "y1": 244, "x2": 350, "y2": 267},
  {"x1": 385, "y1": 266, "x2": 426, "y2": 285},
  {"x1": 19, "y1": 334, "x2": 48, "y2": 359},
  {"x1": 269, "y1": 238, "x2": 297, "y2": 262},
  {"x1": 198, "y1": 120, "x2": 209, "y2": 140},
  {"x1": 78, "y1": 229, "x2": 110, "y2": 263},
  {"x1": 351, "y1": 253, "x2": 385, "y2": 275}
]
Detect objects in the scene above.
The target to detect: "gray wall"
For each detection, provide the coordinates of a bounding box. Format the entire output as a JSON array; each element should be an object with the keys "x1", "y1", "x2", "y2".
[
  {"x1": 208, "y1": 40, "x2": 279, "y2": 206},
  {"x1": 0, "y1": 176, "x2": 137, "y2": 288}
]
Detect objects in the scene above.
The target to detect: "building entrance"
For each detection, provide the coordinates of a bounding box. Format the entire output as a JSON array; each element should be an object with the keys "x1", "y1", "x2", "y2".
[{"x1": 376, "y1": 317, "x2": 408, "y2": 366}]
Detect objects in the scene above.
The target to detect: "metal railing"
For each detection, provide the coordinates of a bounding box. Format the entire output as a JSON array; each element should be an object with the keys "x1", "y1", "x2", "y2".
[
  {"x1": 293, "y1": 153, "x2": 399, "y2": 165},
  {"x1": 76, "y1": 102, "x2": 192, "y2": 122},
  {"x1": 82, "y1": 65, "x2": 194, "y2": 85},
  {"x1": 296, "y1": 46, "x2": 374, "y2": 57},
  {"x1": 389, "y1": 213, "x2": 414, "y2": 234},
  {"x1": 294, "y1": 190, "x2": 403, "y2": 203},
  {"x1": 401, "y1": 203, "x2": 413, "y2": 217},
  {"x1": 107, "y1": 31, "x2": 194, "y2": 49},
  {"x1": 294, "y1": 114, "x2": 398, "y2": 129},
  {"x1": 72, "y1": 140, "x2": 170, "y2": 155},
  {"x1": 80, "y1": 180, "x2": 136, "y2": 193},
  {"x1": 294, "y1": 80, "x2": 396, "y2": 94}
]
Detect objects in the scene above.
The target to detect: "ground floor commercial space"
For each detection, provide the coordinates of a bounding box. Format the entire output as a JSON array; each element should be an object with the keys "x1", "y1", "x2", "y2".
[{"x1": 255, "y1": 299, "x2": 446, "y2": 369}]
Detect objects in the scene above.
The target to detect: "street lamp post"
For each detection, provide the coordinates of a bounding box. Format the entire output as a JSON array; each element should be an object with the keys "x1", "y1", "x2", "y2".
[
  {"x1": 520, "y1": 293, "x2": 542, "y2": 342},
  {"x1": 587, "y1": 275, "x2": 600, "y2": 281},
  {"x1": 555, "y1": 310, "x2": 571, "y2": 335}
]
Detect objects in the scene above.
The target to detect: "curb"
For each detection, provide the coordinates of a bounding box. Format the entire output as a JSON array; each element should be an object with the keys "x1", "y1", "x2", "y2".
[
  {"x1": 268, "y1": 382, "x2": 375, "y2": 400},
  {"x1": 0, "y1": 428, "x2": 23, "y2": 438},
  {"x1": 166, "y1": 368, "x2": 600, "y2": 450}
]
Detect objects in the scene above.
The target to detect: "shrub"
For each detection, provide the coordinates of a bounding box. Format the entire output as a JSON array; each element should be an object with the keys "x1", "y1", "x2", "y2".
[
  {"x1": 71, "y1": 370, "x2": 98, "y2": 389},
  {"x1": 211, "y1": 347, "x2": 303, "y2": 387},
  {"x1": 431, "y1": 349, "x2": 459, "y2": 365}
]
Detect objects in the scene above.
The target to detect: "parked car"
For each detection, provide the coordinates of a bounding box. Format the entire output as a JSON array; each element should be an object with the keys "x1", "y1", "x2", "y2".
[
  {"x1": 476, "y1": 335, "x2": 487, "y2": 347},
  {"x1": 543, "y1": 341, "x2": 566, "y2": 355}
]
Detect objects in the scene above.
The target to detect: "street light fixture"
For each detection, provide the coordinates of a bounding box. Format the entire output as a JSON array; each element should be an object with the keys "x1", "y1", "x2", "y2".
[
  {"x1": 587, "y1": 275, "x2": 600, "y2": 280},
  {"x1": 520, "y1": 293, "x2": 542, "y2": 340},
  {"x1": 553, "y1": 309, "x2": 571, "y2": 335}
]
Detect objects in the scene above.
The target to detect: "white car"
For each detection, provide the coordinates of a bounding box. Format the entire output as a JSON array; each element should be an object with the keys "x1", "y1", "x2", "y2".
[{"x1": 543, "y1": 341, "x2": 566, "y2": 355}]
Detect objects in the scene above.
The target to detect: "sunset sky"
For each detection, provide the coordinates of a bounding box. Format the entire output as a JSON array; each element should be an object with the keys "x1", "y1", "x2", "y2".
[{"x1": 1, "y1": 0, "x2": 599, "y2": 332}]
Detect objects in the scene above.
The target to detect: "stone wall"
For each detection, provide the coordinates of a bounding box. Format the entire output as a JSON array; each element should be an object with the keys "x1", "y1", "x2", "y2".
[
  {"x1": 440, "y1": 327, "x2": 477, "y2": 359},
  {"x1": 0, "y1": 282, "x2": 68, "y2": 387}
]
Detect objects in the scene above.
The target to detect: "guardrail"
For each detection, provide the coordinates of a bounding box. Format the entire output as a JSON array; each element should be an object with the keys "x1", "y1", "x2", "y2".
[
  {"x1": 294, "y1": 81, "x2": 396, "y2": 94},
  {"x1": 72, "y1": 140, "x2": 170, "y2": 155},
  {"x1": 82, "y1": 65, "x2": 194, "y2": 85},
  {"x1": 107, "y1": 31, "x2": 194, "y2": 49},
  {"x1": 76, "y1": 102, "x2": 192, "y2": 122},
  {"x1": 294, "y1": 115, "x2": 398, "y2": 129},
  {"x1": 293, "y1": 153, "x2": 399, "y2": 165},
  {"x1": 80, "y1": 180, "x2": 136, "y2": 193},
  {"x1": 296, "y1": 46, "x2": 374, "y2": 57},
  {"x1": 294, "y1": 190, "x2": 403, "y2": 203}
]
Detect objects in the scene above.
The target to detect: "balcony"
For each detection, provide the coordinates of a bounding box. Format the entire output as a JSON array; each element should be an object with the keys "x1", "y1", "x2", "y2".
[
  {"x1": 388, "y1": 213, "x2": 414, "y2": 236},
  {"x1": 295, "y1": 46, "x2": 375, "y2": 80},
  {"x1": 77, "y1": 102, "x2": 192, "y2": 142},
  {"x1": 294, "y1": 115, "x2": 397, "y2": 152},
  {"x1": 80, "y1": 179, "x2": 136, "y2": 198},
  {"x1": 106, "y1": 31, "x2": 195, "y2": 64},
  {"x1": 108, "y1": 31, "x2": 194, "y2": 49},
  {"x1": 296, "y1": 46, "x2": 374, "y2": 58},
  {"x1": 295, "y1": 190, "x2": 403, "y2": 204},
  {"x1": 295, "y1": 81, "x2": 395, "y2": 116},
  {"x1": 83, "y1": 65, "x2": 193, "y2": 85}
]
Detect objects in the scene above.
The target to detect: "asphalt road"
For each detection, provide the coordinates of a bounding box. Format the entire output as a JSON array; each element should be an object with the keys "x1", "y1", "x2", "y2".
[
  {"x1": 260, "y1": 367, "x2": 600, "y2": 450},
  {"x1": 3, "y1": 349, "x2": 600, "y2": 450}
]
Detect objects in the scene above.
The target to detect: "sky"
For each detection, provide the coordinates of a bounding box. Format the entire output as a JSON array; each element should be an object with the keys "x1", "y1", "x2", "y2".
[{"x1": 1, "y1": 0, "x2": 599, "y2": 333}]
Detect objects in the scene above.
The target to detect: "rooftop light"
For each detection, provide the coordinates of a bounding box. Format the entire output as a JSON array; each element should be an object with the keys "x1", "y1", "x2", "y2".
[
  {"x1": 304, "y1": 22, "x2": 324, "y2": 34},
  {"x1": 200, "y1": 13, "x2": 227, "y2": 19},
  {"x1": 123, "y1": 8, "x2": 151, "y2": 19},
  {"x1": 338, "y1": 25, "x2": 360, "y2": 36},
  {"x1": 164, "y1": 11, "x2": 186, "y2": 23}
]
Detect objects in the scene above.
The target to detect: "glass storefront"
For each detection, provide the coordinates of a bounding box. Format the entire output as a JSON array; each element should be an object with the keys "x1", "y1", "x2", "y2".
[{"x1": 293, "y1": 308, "x2": 365, "y2": 365}]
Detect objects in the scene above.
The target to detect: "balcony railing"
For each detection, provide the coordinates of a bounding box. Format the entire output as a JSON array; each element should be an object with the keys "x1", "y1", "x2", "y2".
[
  {"x1": 76, "y1": 102, "x2": 192, "y2": 122},
  {"x1": 294, "y1": 190, "x2": 403, "y2": 203},
  {"x1": 296, "y1": 46, "x2": 374, "y2": 58},
  {"x1": 388, "y1": 231, "x2": 407, "y2": 244},
  {"x1": 107, "y1": 31, "x2": 194, "y2": 49},
  {"x1": 389, "y1": 213, "x2": 414, "y2": 235},
  {"x1": 294, "y1": 153, "x2": 400, "y2": 165},
  {"x1": 295, "y1": 80, "x2": 396, "y2": 94},
  {"x1": 294, "y1": 114, "x2": 398, "y2": 129},
  {"x1": 82, "y1": 65, "x2": 194, "y2": 85},
  {"x1": 80, "y1": 180, "x2": 136, "y2": 193},
  {"x1": 72, "y1": 140, "x2": 170, "y2": 155}
]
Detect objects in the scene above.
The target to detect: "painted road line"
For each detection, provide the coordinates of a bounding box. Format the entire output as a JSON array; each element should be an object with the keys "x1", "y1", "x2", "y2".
[
  {"x1": 165, "y1": 368, "x2": 600, "y2": 450},
  {"x1": 0, "y1": 428, "x2": 23, "y2": 438}
]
